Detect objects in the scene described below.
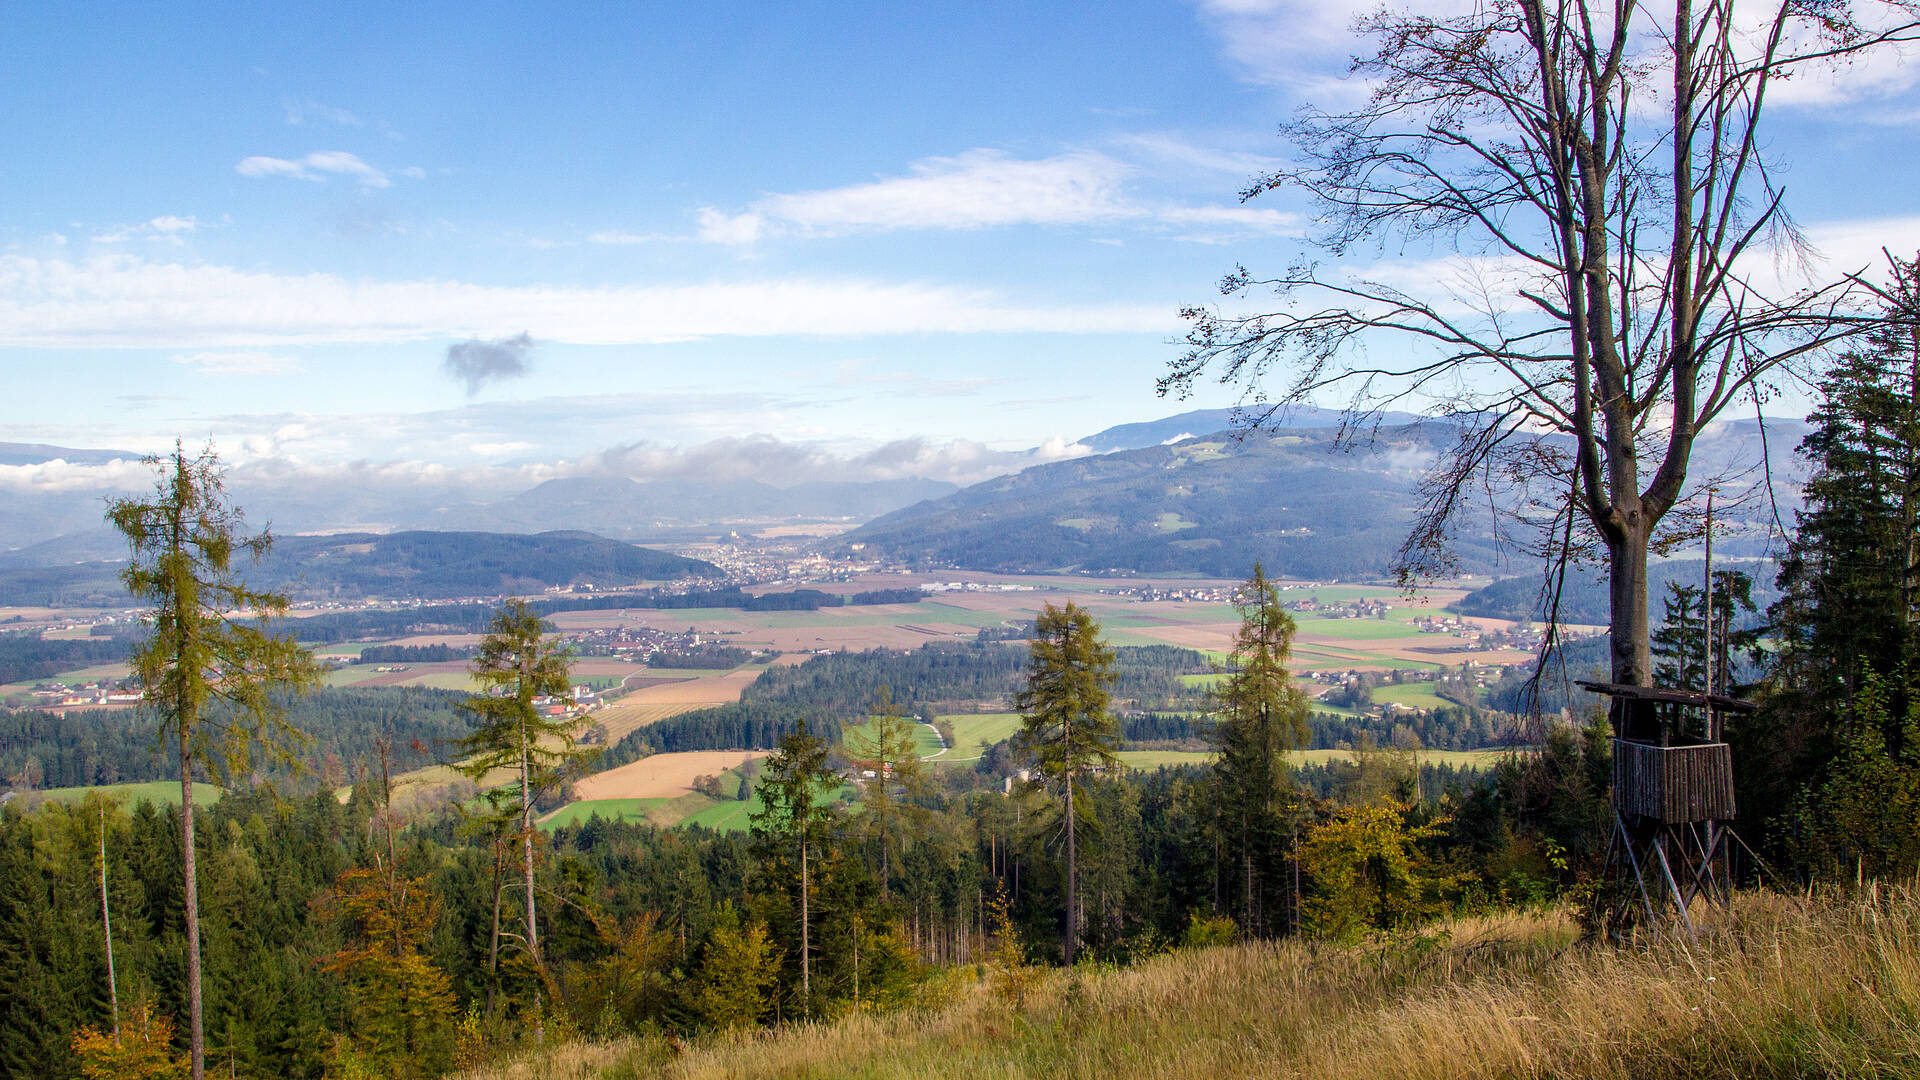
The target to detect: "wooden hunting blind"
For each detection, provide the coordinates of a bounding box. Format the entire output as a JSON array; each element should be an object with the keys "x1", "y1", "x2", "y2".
[{"x1": 1577, "y1": 680, "x2": 1756, "y2": 931}]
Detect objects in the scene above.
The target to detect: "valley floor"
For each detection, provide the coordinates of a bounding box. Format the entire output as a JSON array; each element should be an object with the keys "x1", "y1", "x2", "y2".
[{"x1": 458, "y1": 888, "x2": 1920, "y2": 1080}]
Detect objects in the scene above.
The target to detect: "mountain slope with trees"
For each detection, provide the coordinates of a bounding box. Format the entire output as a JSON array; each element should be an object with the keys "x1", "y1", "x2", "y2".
[{"x1": 841, "y1": 422, "x2": 1496, "y2": 578}]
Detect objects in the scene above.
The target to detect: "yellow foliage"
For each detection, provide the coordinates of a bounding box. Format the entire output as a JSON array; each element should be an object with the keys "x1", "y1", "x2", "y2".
[{"x1": 72, "y1": 1004, "x2": 189, "y2": 1080}]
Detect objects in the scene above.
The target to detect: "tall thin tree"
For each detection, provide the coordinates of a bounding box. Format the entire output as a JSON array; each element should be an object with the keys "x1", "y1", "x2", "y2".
[
  {"x1": 1014, "y1": 601, "x2": 1121, "y2": 964},
  {"x1": 455, "y1": 599, "x2": 586, "y2": 1030},
  {"x1": 748, "y1": 718, "x2": 838, "y2": 1014},
  {"x1": 105, "y1": 442, "x2": 319, "y2": 1080}
]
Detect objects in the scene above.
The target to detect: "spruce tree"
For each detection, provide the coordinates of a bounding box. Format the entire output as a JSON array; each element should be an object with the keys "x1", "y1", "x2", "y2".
[
  {"x1": 1210, "y1": 564, "x2": 1311, "y2": 936},
  {"x1": 104, "y1": 443, "x2": 319, "y2": 1080},
  {"x1": 1014, "y1": 601, "x2": 1120, "y2": 964}
]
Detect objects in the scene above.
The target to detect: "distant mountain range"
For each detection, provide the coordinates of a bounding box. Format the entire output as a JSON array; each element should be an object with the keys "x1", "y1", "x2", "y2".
[
  {"x1": 0, "y1": 442, "x2": 957, "y2": 560},
  {"x1": 1077, "y1": 406, "x2": 1425, "y2": 454},
  {"x1": 0, "y1": 411, "x2": 1814, "y2": 589},
  {"x1": 841, "y1": 415, "x2": 1811, "y2": 579},
  {"x1": 420, "y1": 475, "x2": 958, "y2": 536}
]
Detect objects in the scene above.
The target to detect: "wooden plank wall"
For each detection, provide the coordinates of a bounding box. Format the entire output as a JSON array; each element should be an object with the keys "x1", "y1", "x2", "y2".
[{"x1": 1613, "y1": 739, "x2": 1735, "y2": 822}]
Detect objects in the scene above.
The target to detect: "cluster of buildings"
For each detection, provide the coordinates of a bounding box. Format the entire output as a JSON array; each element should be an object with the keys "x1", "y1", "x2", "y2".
[{"x1": 24, "y1": 680, "x2": 143, "y2": 710}]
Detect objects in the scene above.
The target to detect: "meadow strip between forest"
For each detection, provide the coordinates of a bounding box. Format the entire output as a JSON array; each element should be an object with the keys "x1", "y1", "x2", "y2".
[{"x1": 460, "y1": 887, "x2": 1920, "y2": 1080}]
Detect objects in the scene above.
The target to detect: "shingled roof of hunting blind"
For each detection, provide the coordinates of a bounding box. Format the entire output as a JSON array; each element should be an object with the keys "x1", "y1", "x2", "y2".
[{"x1": 1574, "y1": 680, "x2": 1758, "y2": 714}]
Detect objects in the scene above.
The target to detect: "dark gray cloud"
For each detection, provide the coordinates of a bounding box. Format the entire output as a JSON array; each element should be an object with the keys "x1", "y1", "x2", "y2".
[{"x1": 443, "y1": 333, "x2": 536, "y2": 395}]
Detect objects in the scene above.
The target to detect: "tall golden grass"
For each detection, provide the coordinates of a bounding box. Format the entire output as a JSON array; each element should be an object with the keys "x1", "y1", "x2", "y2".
[{"x1": 459, "y1": 887, "x2": 1920, "y2": 1080}]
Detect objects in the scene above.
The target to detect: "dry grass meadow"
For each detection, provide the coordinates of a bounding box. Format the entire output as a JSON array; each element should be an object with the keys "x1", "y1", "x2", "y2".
[
  {"x1": 457, "y1": 886, "x2": 1920, "y2": 1080},
  {"x1": 571, "y1": 750, "x2": 769, "y2": 801}
]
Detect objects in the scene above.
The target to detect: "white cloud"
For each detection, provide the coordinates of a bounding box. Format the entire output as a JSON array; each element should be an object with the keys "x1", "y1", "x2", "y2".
[
  {"x1": 236, "y1": 150, "x2": 390, "y2": 188},
  {"x1": 0, "y1": 457, "x2": 155, "y2": 495},
  {"x1": 695, "y1": 207, "x2": 767, "y2": 245},
  {"x1": 171, "y1": 350, "x2": 305, "y2": 376},
  {"x1": 0, "y1": 254, "x2": 1175, "y2": 348},
  {"x1": 700, "y1": 150, "x2": 1134, "y2": 242},
  {"x1": 696, "y1": 147, "x2": 1303, "y2": 244},
  {"x1": 91, "y1": 215, "x2": 204, "y2": 245},
  {"x1": 283, "y1": 101, "x2": 361, "y2": 127}
]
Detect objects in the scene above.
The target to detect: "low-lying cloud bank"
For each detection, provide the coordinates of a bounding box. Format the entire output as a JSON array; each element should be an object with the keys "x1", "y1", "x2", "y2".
[{"x1": 0, "y1": 432, "x2": 1092, "y2": 501}]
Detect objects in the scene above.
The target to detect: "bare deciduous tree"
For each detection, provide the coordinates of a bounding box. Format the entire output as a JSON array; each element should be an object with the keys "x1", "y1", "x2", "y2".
[{"x1": 1162, "y1": 0, "x2": 1920, "y2": 686}]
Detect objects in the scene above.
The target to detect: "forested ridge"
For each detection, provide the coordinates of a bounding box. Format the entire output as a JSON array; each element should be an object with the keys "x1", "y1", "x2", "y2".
[{"x1": 0, "y1": 530, "x2": 719, "y2": 606}]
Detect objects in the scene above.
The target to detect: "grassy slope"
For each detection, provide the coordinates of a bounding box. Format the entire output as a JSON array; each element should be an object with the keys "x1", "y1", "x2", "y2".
[
  {"x1": 460, "y1": 890, "x2": 1920, "y2": 1080},
  {"x1": 26, "y1": 781, "x2": 222, "y2": 807}
]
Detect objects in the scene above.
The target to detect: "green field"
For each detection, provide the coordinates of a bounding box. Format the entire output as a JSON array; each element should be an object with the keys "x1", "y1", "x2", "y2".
[
  {"x1": 1290, "y1": 618, "x2": 1425, "y2": 640},
  {"x1": 26, "y1": 781, "x2": 223, "y2": 808},
  {"x1": 1374, "y1": 681, "x2": 1452, "y2": 710},
  {"x1": 1116, "y1": 749, "x2": 1214, "y2": 768},
  {"x1": 940, "y1": 712, "x2": 1023, "y2": 757},
  {"x1": 680, "y1": 795, "x2": 760, "y2": 831},
  {"x1": 540, "y1": 797, "x2": 673, "y2": 829}
]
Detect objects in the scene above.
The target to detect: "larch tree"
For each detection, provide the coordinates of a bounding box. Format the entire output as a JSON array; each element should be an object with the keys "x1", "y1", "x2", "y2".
[
  {"x1": 1210, "y1": 564, "x2": 1312, "y2": 936},
  {"x1": 1160, "y1": 0, "x2": 1920, "y2": 689},
  {"x1": 843, "y1": 684, "x2": 927, "y2": 899},
  {"x1": 1014, "y1": 600, "x2": 1121, "y2": 965},
  {"x1": 105, "y1": 443, "x2": 320, "y2": 1080},
  {"x1": 455, "y1": 599, "x2": 588, "y2": 1025}
]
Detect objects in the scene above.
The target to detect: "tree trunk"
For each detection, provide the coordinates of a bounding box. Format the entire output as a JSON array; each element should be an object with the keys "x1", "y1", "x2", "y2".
[
  {"x1": 181, "y1": 728, "x2": 205, "y2": 1080},
  {"x1": 800, "y1": 836, "x2": 810, "y2": 1013},
  {"x1": 486, "y1": 838, "x2": 503, "y2": 1016},
  {"x1": 98, "y1": 803, "x2": 118, "y2": 1038},
  {"x1": 1607, "y1": 521, "x2": 1653, "y2": 686},
  {"x1": 1064, "y1": 770, "x2": 1077, "y2": 965},
  {"x1": 520, "y1": 719, "x2": 541, "y2": 1040}
]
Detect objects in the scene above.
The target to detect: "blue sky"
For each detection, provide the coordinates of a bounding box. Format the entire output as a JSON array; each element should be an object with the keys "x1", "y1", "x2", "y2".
[{"x1": 3, "y1": 0, "x2": 1918, "y2": 500}]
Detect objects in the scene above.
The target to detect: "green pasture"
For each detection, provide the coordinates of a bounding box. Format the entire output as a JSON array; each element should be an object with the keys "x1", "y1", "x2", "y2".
[
  {"x1": 25, "y1": 781, "x2": 223, "y2": 808},
  {"x1": 1374, "y1": 681, "x2": 1451, "y2": 710},
  {"x1": 541, "y1": 797, "x2": 672, "y2": 830},
  {"x1": 1291, "y1": 618, "x2": 1424, "y2": 640},
  {"x1": 1116, "y1": 750, "x2": 1213, "y2": 769},
  {"x1": 940, "y1": 712, "x2": 1023, "y2": 756}
]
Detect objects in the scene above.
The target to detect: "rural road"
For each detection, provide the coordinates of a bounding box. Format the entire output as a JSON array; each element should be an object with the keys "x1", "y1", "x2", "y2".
[{"x1": 919, "y1": 720, "x2": 948, "y2": 760}]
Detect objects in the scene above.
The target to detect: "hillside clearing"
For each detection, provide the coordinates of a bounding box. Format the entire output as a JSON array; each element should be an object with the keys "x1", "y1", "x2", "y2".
[{"x1": 457, "y1": 890, "x2": 1920, "y2": 1080}]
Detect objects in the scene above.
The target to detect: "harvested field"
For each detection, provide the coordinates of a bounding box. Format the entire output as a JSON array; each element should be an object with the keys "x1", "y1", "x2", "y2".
[
  {"x1": 619, "y1": 668, "x2": 760, "y2": 704},
  {"x1": 573, "y1": 750, "x2": 769, "y2": 801},
  {"x1": 593, "y1": 701, "x2": 705, "y2": 743},
  {"x1": 568, "y1": 657, "x2": 648, "y2": 677},
  {"x1": 385, "y1": 633, "x2": 488, "y2": 649}
]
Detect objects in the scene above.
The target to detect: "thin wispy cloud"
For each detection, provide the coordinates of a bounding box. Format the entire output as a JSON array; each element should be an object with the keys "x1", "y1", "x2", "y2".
[
  {"x1": 282, "y1": 101, "x2": 361, "y2": 127},
  {"x1": 0, "y1": 254, "x2": 1176, "y2": 348},
  {"x1": 236, "y1": 150, "x2": 391, "y2": 188},
  {"x1": 171, "y1": 350, "x2": 305, "y2": 376},
  {"x1": 91, "y1": 215, "x2": 203, "y2": 245},
  {"x1": 697, "y1": 148, "x2": 1302, "y2": 244}
]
